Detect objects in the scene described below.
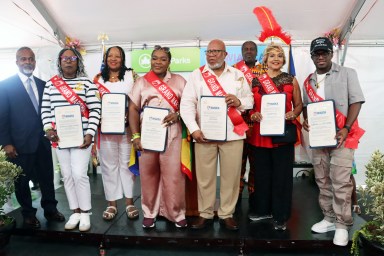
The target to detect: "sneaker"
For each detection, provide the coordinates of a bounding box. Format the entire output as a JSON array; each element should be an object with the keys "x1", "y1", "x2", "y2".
[
  {"x1": 311, "y1": 219, "x2": 336, "y2": 233},
  {"x1": 273, "y1": 220, "x2": 287, "y2": 231},
  {"x1": 79, "y1": 212, "x2": 91, "y2": 232},
  {"x1": 175, "y1": 219, "x2": 188, "y2": 228},
  {"x1": 248, "y1": 213, "x2": 273, "y2": 222},
  {"x1": 333, "y1": 228, "x2": 349, "y2": 246},
  {"x1": 64, "y1": 213, "x2": 81, "y2": 230},
  {"x1": 142, "y1": 217, "x2": 156, "y2": 229}
]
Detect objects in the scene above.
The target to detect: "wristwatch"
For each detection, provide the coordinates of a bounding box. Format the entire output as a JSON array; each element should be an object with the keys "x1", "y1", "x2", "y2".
[{"x1": 343, "y1": 125, "x2": 351, "y2": 133}]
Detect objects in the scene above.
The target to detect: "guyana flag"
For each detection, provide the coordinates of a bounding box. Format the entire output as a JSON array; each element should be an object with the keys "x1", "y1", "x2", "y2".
[
  {"x1": 181, "y1": 120, "x2": 193, "y2": 180},
  {"x1": 128, "y1": 146, "x2": 140, "y2": 176}
]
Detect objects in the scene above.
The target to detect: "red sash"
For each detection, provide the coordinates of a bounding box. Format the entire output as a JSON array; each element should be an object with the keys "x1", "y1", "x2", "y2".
[
  {"x1": 234, "y1": 60, "x2": 255, "y2": 85},
  {"x1": 144, "y1": 71, "x2": 179, "y2": 111},
  {"x1": 92, "y1": 75, "x2": 111, "y2": 150},
  {"x1": 93, "y1": 75, "x2": 110, "y2": 97},
  {"x1": 51, "y1": 75, "x2": 89, "y2": 119},
  {"x1": 199, "y1": 66, "x2": 248, "y2": 136},
  {"x1": 257, "y1": 73, "x2": 280, "y2": 94},
  {"x1": 304, "y1": 74, "x2": 365, "y2": 149}
]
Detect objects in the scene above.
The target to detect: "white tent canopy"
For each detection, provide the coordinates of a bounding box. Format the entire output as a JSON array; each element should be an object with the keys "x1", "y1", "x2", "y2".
[{"x1": 1, "y1": 0, "x2": 383, "y2": 49}]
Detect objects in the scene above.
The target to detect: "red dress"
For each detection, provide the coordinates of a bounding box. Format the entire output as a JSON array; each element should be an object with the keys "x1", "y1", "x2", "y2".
[{"x1": 248, "y1": 72, "x2": 296, "y2": 148}]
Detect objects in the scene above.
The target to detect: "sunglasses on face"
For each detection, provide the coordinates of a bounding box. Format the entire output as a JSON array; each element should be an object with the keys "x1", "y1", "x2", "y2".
[
  {"x1": 60, "y1": 56, "x2": 78, "y2": 62},
  {"x1": 154, "y1": 45, "x2": 170, "y2": 52}
]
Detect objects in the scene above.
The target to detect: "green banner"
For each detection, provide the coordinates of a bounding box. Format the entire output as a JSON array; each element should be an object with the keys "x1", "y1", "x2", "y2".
[{"x1": 131, "y1": 47, "x2": 200, "y2": 73}]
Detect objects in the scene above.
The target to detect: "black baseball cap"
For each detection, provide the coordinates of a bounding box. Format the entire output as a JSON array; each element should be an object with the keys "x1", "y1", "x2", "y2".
[{"x1": 310, "y1": 37, "x2": 333, "y2": 54}]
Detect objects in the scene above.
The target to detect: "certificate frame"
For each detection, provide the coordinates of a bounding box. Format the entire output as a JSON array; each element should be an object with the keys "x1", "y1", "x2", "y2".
[
  {"x1": 200, "y1": 96, "x2": 227, "y2": 142},
  {"x1": 141, "y1": 106, "x2": 169, "y2": 152},
  {"x1": 101, "y1": 93, "x2": 127, "y2": 135},
  {"x1": 54, "y1": 104, "x2": 84, "y2": 149},
  {"x1": 307, "y1": 100, "x2": 337, "y2": 148},
  {"x1": 260, "y1": 93, "x2": 286, "y2": 137}
]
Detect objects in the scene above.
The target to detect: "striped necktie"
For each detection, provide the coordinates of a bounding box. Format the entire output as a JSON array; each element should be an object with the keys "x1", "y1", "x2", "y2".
[{"x1": 26, "y1": 78, "x2": 39, "y2": 113}]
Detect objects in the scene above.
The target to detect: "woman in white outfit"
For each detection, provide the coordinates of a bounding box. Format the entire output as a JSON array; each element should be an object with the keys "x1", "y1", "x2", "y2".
[
  {"x1": 41, "y1": 47, "x2": 101, "y2": 232},
  {"x1": 94, "y1": 46, "x2": 139, "y2": 220}
]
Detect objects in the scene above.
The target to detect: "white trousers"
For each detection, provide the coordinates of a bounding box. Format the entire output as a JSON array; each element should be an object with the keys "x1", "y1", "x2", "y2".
[
  {"x1": 55, "y1": 147, "x2": 92, "y2": 211},
  {"x1": 99, "y1": 133, "x2": 135, "y2": 201}
]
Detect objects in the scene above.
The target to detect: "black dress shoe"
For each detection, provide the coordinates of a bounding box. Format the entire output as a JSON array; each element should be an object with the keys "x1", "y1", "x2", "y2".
[
  {"x1": 23, "y1": 216, "x2": 41, "y2": 229},
  {"x1": 190, "y1": 216, "x2": 213, "y2": 229},
  {"x1": 219, "y1": 217, "x2": 239, "y2": 230},
  {"x1": 44, "y1": 211, "x2": 65, "y2": 222}
]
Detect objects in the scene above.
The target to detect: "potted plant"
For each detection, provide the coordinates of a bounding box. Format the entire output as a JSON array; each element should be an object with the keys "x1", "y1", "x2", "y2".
[
  {"x1": 0, "y1": 146, "x2": 23, "y2": 248},
  {"x1": 351, "y1": 150, "x2": 384, "y2": 255}
]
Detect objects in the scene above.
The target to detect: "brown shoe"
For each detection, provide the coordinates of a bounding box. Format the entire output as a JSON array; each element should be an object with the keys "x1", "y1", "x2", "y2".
[
  {"x1": 190, "y1": 216, "x2": 213, "y2": 229},
  {"x1": 44, "y1": 211, "x2": 65, "y2": 222},
  {"x1": 23, "y1": 216, "x2": 41, "y2": 229},
  {"x1": 219, "y1": 217, "x2": 239, "y2": 230}
]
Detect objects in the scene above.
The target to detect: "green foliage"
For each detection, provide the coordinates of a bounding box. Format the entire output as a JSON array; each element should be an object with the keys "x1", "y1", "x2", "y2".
[
  {"x1": 0, "y1": 146, "x2": 23, "y2": 224},
  {"x1": 351, "y1": 150, "x2": 384, "y2": 255}
]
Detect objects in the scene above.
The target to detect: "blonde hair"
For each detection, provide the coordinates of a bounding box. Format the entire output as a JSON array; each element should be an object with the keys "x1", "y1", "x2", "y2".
[{"x1": 262, "y1": 43, "x2": 286, "y2": 65}]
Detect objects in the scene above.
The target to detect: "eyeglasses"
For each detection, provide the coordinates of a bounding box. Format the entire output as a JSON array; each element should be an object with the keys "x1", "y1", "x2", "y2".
[
  {"x1": 60, "y1": 56, "x2": 78, "y2": 62},
  {"x1": 311, "y1": 51, "x2": 332, "y2": 59},
  {"x1": 154, "y1": 45, "x2": 170, "y2": 52},
  {"x1": 205, "y1": 49, "x2": 225, "y2": 55}
]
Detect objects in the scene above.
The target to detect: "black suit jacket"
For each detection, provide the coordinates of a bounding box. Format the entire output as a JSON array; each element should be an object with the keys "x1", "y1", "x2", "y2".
[{"x1": 0, "y1": 74, "x2": 50, "y2": 154}]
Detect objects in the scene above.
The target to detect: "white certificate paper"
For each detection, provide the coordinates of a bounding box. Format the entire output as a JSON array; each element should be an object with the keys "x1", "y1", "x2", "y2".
[
  {"x1": 307, "y1": 100, "x2": 337, "y2": 148},
  {"x1": 141, "y1": 107, "x2": 169, "y2": 152},
  {"x1": 54, "y1": 105, "x2": 84, "y2": 149},
  {"x1": 200, "y1": 96, "x2": 227, "y2": 141},
  {"x1": 260, "y1": 93, "x2": 286, "y2": 136},
  {"x1": 101, "y1": 93, "x2": 127, "y2": 134}
]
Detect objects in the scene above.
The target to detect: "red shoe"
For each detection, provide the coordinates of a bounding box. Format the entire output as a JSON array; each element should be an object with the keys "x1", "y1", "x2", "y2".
[{"x1": 142, "y1": 217, "x2": 156, "y2": 229}]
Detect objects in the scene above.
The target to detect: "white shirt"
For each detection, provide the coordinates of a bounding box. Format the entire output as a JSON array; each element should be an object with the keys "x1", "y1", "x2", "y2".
[
  {"x1": 180, "y1": 63, "x2": 254, "y2": 141},
  {"x1": 18, "y1": 71, "x2": 39, "y2": 102}
]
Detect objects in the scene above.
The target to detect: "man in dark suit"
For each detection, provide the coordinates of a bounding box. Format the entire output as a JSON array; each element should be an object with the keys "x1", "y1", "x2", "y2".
[{"x1": 0, "y1": 47, "x2": 64, "y2": 229}]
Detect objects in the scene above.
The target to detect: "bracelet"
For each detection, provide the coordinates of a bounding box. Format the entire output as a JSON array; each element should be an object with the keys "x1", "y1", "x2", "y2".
[
  {"x1": 343, "y1": 125, "x2": 351, "y2": 133},
  {"x1": 131, "y1": 133, "x2": 141, "y2": 141},
  {"x1": 44, "y1": 127, "x2": 53, "y2": 132}
]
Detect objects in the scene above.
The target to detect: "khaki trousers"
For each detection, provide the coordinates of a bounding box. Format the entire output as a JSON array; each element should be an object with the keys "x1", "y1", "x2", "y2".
[
  {"x1": 195, "y1": 140, "x2": 243, "y2": 219},
  {"x1": 312, "y1": 144, "x2": 354, "y2": 229}
]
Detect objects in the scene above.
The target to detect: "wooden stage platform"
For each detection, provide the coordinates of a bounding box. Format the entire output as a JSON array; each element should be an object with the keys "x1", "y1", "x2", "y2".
[{"x1": 7, "y1": 174, "x2": 365, "y2": 255}]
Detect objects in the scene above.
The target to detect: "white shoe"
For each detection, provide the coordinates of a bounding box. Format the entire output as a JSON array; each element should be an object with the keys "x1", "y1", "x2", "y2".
[
  {"x1": 333, "y1": 228, "x2": 349, "y2": 246},
  {"x1": 79, "y1": 212, "x2": 92, "y2": 232},
  {"x1": 64, "y1": 213, "x2": 81, "y2": 230},
  {"x1": 311, "y1": 219, "x2": 336, "y2": 233}
]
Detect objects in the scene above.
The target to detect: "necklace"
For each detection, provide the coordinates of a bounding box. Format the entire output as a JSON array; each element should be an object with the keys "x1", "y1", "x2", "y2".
[{"x1": 315, "y1": 73, "x2": 326, "y2": 89}]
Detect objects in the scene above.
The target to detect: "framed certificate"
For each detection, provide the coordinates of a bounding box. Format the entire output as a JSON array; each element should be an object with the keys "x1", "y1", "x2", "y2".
[
  {"x1": 54, "y1": 104, "x2": 84, "y2": 149},
  {"x1": 141, "y1": 106, "x2": 169, "y2": 152},
  {"x1": 307, "y1": 100, "x2": 337, "y2": 148},
  {"x1": 200, "y1": 96, "x2": 227, "y2": 141},
  {"x1": 260, "y1": 93, "x2": 286, "y2": 136},
  {"x1": 101, "y1": 93, "x2": 127, "y2": 134}
]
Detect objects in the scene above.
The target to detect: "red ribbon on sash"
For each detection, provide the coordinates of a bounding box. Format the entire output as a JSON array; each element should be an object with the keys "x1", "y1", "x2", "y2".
[
  {"x1": 51, "y1": 75, "x2": 89, "y2": 119},
  {"x1": 144, "y1": 71, "x2": 179, "y2": 111},
  {"x1": 199, "y1": 66, "x2": 248, "y2": 136},
  {"x1": 234, "y1": 60, "x2": 255, "y2": 85},
  {"x1": 304, "y1": 74, "x2": 365, "y2": 149},
  {"x1": 93, "y1": 76, "x2": 110, "y2": 97}
]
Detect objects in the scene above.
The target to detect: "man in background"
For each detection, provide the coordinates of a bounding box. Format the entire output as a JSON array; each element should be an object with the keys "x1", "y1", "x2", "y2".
[{"x1": 0, "y1": 47, "x2": 64, "y2": 229}]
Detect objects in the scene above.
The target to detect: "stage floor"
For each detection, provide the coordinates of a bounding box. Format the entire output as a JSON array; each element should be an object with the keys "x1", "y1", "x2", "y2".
[{"x1": 3, "y1": 174, "x2": 366, "y2": 255}]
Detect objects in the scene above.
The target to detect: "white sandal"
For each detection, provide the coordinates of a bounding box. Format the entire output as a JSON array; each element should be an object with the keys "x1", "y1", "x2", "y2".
[
  {"x1": 126, "y1": 205, "x2": 139, "y2": 219},
  {"x1": 103, "y1": 206, "x2": 117, "y2": 220}
]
